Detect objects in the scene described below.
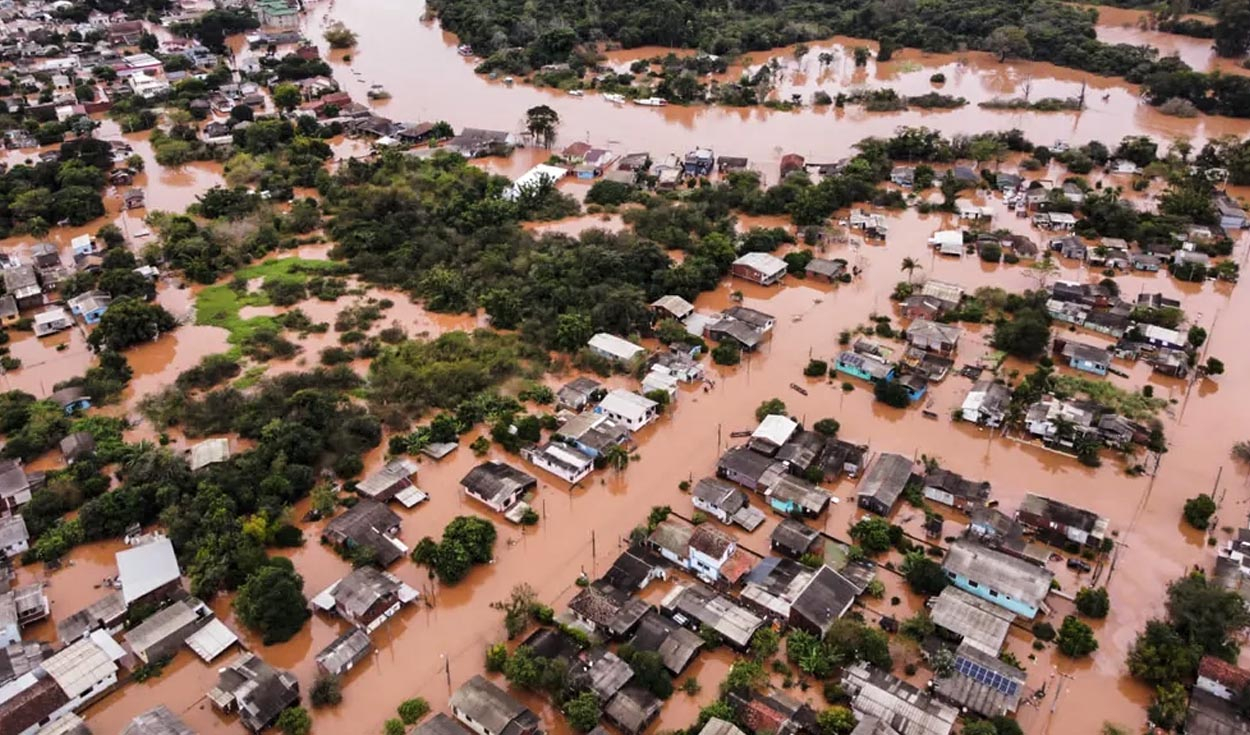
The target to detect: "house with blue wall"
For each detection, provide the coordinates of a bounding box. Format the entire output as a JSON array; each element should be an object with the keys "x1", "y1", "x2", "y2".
[
  {"x1": 834, "y1": 351, "x2": 895, "y2": 383},
  {"x1": 898, "y1": 374, "x2": 928, "y2": 402},
  {"x1": 941, "y1": 540, "x2": 1053, "y2": 619},
  {"x1": 50, "y1": 387, "x2": 92, "y2": 415},
  {"x1": 67, "y1": 290, "x2": 112, "y2": 325},
  {"x1": 1059, "y1": 341, "x2": 1111, "y2": 377}
]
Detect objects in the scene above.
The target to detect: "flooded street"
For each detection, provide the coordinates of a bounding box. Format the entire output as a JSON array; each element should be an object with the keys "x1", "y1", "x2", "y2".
[{"x1": 1, "y1": 2, "x2": 1247, "y2": 734}]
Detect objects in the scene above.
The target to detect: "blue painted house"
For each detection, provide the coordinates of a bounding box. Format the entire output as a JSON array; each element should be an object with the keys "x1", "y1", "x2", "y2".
[
  {"x1": 1060, "y1": 341, "x2": 1110, "y2": 377},
  {"x1": 942, "y1": 541, "x2": 1053, "y2": 619},
  {"x1": 898, "y1": 374, "x2": 928, "y2": 402},
  {"x1": 834, "y1": 352, "x2": 895, "y2": 383},
  {"x1": 67, "y1": 290, "x2": 112, "y2": 325},
  {"x1": 50, "y1": 386, "x2": 92, "y2": 415}
]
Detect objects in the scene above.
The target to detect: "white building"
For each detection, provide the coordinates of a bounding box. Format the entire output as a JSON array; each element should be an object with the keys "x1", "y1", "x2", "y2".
[
  {"x1": 33, "y1": 307, "x2": 73, "y2": 337},
  {"x1": 127, "y1": 72, "x2": 170, "y2": 100},
  {"x1": 522, "y1": 442, "x2": 595, "y2": 484},
  {"x1": 596, "y1": 389, "x2": 659, "y2": 431},
  {"x1": 0, "y1": 515, "x2": 30, "y2": 558},
  {"x1": 0, "y1": 630, "x2": 125, "y2": 735},
  {"x1": 587, "y1": 332, "x2": 645, "y2": 364},
  {"x1": 503, "y1": 164, "x2": 568, "y2": 201},
  {"x1": 641, "y1": 368, "x2": 679, "y2": 399}
]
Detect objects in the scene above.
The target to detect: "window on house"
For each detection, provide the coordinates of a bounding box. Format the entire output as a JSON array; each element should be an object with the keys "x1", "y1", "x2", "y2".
[
  {"x1": 967, "y1": 580, "x2": 978, "y2": 588},
  {"x1": 988, "y1": 590, "x2": 998, "y2": 597}
]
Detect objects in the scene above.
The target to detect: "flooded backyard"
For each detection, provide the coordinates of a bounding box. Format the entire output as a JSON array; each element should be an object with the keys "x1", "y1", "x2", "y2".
[{"x1": 0, "y1": 1, "x2": 1247, "y2": 734}]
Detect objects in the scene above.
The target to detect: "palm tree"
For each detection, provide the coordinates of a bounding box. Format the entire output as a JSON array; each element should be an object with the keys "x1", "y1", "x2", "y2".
[
  {"x1": 602, "y1": 445, "x2": 629, "y2": 473},
  {"x1": 900, "y1": 257, "x2": 921, "y2": 284}
]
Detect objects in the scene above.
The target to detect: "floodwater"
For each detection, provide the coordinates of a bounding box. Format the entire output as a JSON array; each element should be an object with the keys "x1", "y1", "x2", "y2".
[
  {"x1": 300, "y1": 0, "x2": 1250, "y2": 188},
  {"x1": 1088, "y1": 6, "x2": 1250, "y2": 77},
  {"x1": 65, "y1": 172, "x2": 1248, "y2": 734},
  {"x1": 5, "y1": 2, "x2": 1250, "y2": 734}
]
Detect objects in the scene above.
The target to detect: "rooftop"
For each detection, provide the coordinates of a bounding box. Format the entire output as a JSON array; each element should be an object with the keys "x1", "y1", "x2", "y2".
[
  {"x1": 115, "y1": 536, "x2": 181, "y2": 605},
  {"x1": 450, "y1": 675, "x2": 541, "y2": 735},
  {"x1": 461, "y1": 462, "x2": 537, "y2": 507},
  {"x1": 121, "y1": 705, "x2": 195, "y2": 735},
  {"x1": 928, "y1": 586, "x2": 1013, "y2": 656},
  {"x1": 942, "y1": 541, "x2": 1054, "y2": 610},
  {"x1": 844, "y1": 663, "x2": 958, "y2": 735},
  {"x1": 857, "y1": 453, "x2": 915, "y2": 510}
]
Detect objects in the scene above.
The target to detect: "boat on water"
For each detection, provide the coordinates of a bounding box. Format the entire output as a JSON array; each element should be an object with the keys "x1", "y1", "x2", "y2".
[
  {"x1": 568, "y1": 89, "x2": 584, "y2": 97},
  {"x1": 603, "y1": 93, "x2": 625, "y2": 104},
  {"x1": 503, "y1": 76, "x2": 514, "y2": 86},
  {"x1": 634, "y1": 97, "x2": 668, "y2": 107}
]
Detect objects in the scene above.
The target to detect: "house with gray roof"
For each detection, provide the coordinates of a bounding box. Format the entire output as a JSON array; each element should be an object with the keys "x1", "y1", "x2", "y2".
[
  {"x1": 356, "y1": 458, "x2": 418, "y2": 502},
  {"x1": 928, "y1": 586, "x2": 1013, "y2": 656},
  {"x1": 322, "y1": 499, "x2": 406, "y2": 567},
  {"x1": 461, "y1": 462, "x2": 537, "y2": 513},
  {"x1": 942, "y1": 541, "x2": 1053, "y2": 619},
  {"x1": 627, "y1": 611, "x2": 702, "y2": 675},
  {"x1": 959, "y1": 381, "x2": 1011, "y2": 428},
  {"x1": 121, "y1": 705, "x2": 195, "y2": 735},
  {"x1": 856, "y1": 453, "x2": 916, "y2": 516},
  {"x1": 206, "y1": 652, "x2": 300, "y2": 733},
  {"x1": 0, "y1": 515, "x2": 29, "y2": 559},
  {"x1": 605, "y1": 686, "x2": 662, "y2": 735},
  {"x1": 660, "y1": 583, "x2": 763, "y2": 650},
  {"x1": 691, "y1": 478, "x2": 764, "y2": 531},
  {"x1": 56, "y1": 592, "x2": 126, "y2": 646},
  {"x1": 417, "y1": 713, "x2": 471, "y2": 735},
  {"x1": 311, "y1": 566, "x2": 418, "y2": 632},
  {"x1": 450, "y1": 675, "x2": 542, "y2": 735},
  {"x1": 843, "y1": 663, "x2": 958, "y2": 735},
  {"x1": 123, "y1": 597, "x2": 212, "y2": 664},
  {"x1": 315, "y1": 627, "x2": 373, "y2": 676},
  {"x1": 115, "y1": 536, "x2": 182, "y2": 607},
  {"x1": 933, "y1": 641, "x2": 1026, "y2": 717}
]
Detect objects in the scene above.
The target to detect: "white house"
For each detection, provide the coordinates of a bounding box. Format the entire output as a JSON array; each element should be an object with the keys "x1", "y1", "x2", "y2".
[
  {"x1": 748, "y1": 414, "x2": 798, "y2": 456},
  {"x1": 587, "y1": 332, "x2": 645, "y2": 364},
  {"x1": 33, "y1": 306, "x2": 73, "y2": 337},
  {"x1": 687, "y1": 525, "x2": 737, "y2": 584},
  {"x1": 503, "y1": 164, "x2": 568, "y2": 201},
  {"x1": 522, "y1": 442, "x2": 595, "y2": 484},
  {"x1": 641, "y1": 368, "x2": 679, "y2": 399},
  {"x1": 0, "y1": 515, "x2": 30, "y2": 558},
  {"x1": 930, "y1": 230, "x2": 964, "y2": 257},
  {"x1": 127, "y1": 72, "x2": 170, "y2": 100},
  {"x1": 596, "y1": 389, "x2": 659, "y2": 431},
  {"x1": 0, "y1": 629, "x2": 125, "y2": 735}
]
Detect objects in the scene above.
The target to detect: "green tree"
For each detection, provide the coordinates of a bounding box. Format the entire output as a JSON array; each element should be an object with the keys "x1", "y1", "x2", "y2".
[
  {"x1": 902, "y1": 551, "x2": 949, "y2": 596},
  {"x1": 324, "y1": 22, "x2": 358, "y2": 48},
  {"x1": 1127, "y1": 620, "x2": 1202, "y2": 686},
  {"x1": 384, "y1": 718, "x2": 405, "y2": 735},
  {"x1": 874, "y1": 380, "x2": 911, "y2": 408},
  {"x1": 232, "y1": 558, "x2": 311, "y2": 644},
  {"x1": 900, "y1": 257, "x2": 921, "y2": 284},
  {"x1": 1183, "y1": 494, "x2": 1217, "y2": 530},
  {"x1": 992, "y1": 308, "x2": 1052, "y2": 360},
  {"x1": 813, "y1": 418, "x2": 840, "y2": 436},
  {"x1": 722, "y1": 659, "x2": 767, "y2": 695},
  {"x1": 1075, "y1": 587, "x2": 1110, "y2": 618},
  {"x1": 1166, "y1": 572, "x2": 1250, "y2": 658},
  {"x1": 277, "y1": 707, "x2": 312, "y2": 735},
  {"x1": 750, "y1": 627, "x2": 780, "y2": 661},
  {"x1": 961, "y1": 722, "x2": 997, "y2": 735},
  {"x1": 310, "y1": 674, "x2": 342, "y2": 707},
  {"x1": 398, "y1": 698, "x2": 430, "y2": 725},
  {"x1": 1056, "y1": 615, "x2": 1098, "y2": 658},
  {"x1": 755, "y1": 398, "x2": 787, "y2": 421},
  {"x1": 272, "y1": 83, "x2": 302, "y2": 112},
  {"x1": 1148, "y1": 681, "x2": 1189, "y2": 731},
  {"x1": 563, "y1": 691, "x2": 601, "y2": 732},
  {"x1": 712, "y1": 342, "x2": 741, "y2": 365},
  {"x1": 525, "y1": 105, "x2": 560, "y2": 149},
  {"x1": 985, "y1": 25, "x2": 1032, "y2": 61},
  {"x1": 492, "y1": 583, "x2": 539, "y2": 639},
  {"x1": 849, "y1": 517, "x2": 893, "y2": 554},
  {"x1": 1214, "y1": 0, "x2": 1250, "y2": 57},
  {"x1": 816, "y1": 706, "x2": 857, "y2": 735},
  {"x1": 87, "y1": 298, "x2": 177, "y2": 352}
]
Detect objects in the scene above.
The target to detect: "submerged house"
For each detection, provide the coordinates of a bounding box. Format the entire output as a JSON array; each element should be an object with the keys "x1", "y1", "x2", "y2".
[
  {"x1": 595, "y1": 390, "x2": 659, "y2": 432},
  {"x1": 942, "y1": 541, "x2": 1053, "y2": 619},
  {"x1": 856, "y1": 453, "x2": 916, "y2": 516},
  {"x1": 0, "y1": 630, "x2": 126, "y2": 735},
  {"x1": 1056, "y1": 339, "x2": 1111, "y2": 377},
  {"x1": 123, "y1": 597, "x2": 212, "y2": 664},
  {"x1": 959, "y1": 381, "x2": 1011, "y2": 427},
  {"x1": 356, "y1": 458, "x2": 418, "y2": 503},
  {"x1": 450, "y1": 675, "x2": 542, "y2": 735},
  {"x1": 716, "y1": 447, "x2": 787, "y2": 493},
  {"x1": 905, "y1": 319, "x2": 961, "y2": 356},
  {"x1": 461, "y1": 462, "x2": 537, "y2": 513},
  {"x1": 933, "y1": 642, "x2": 1026, "y2": 718},
  {"x1": 922, "y1": 469, "x2": 990, "y2": 512},
  {"x1": 842, "y1": 663, "x2": 958, "y2": 735},
  {"x1": 522, "y1": 442, "x2": 595, "y2": 484},
  {"x1": 691, "y1": 478, "x2": 765, "y2": 531},
  {"x1": 730, "y1": 252, "x2": 787, "y2": 286},
  {"x1": 660, "y1": 582, "x2": 763, "y2": 650},
  {"x1": 322, "y1": 499, "x2": 406, "y2": 567},
  {"x1": 312, "y1": 566, "x2": 418, "y2": 632},
  {"x1": 748, "y1": 415, "x2": 798, "y2": 457},
  {"x1": 1015, "y1": 493, "x2": 1109, "y2": 553},
  {"x1": 115, "y1": 537, "x2": 182, "y2": 608},
  {"x1": 207, "y1": 652, "x2": 300, "y2": 733},
  {"x1": 316, "y1": 627, "x2": 373, "y2": 677}
]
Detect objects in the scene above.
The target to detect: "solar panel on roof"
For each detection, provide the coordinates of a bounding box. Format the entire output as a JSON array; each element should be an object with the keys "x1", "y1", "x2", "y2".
[{"x1": 955, "y1": 656, "x2": 1021, "y2": 697}]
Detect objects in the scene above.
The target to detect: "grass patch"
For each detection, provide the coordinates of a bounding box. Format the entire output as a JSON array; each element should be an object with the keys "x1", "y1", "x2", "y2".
[
  {"x1": 1052, "y1": 375, "x2": 1167, "y2": 420},
  {"x1": 195, "y1": 258, "x2": 345, "y2": 356},
  {"x1": 234, "y1": 365, "x2": 269, "y2": 389}
]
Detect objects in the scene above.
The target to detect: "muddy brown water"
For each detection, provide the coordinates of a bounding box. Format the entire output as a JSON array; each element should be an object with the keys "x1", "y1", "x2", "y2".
[
  {"x1": 39, "y1": 183, "x2": 1241, "y2": 733},
  {"x1": 2, "y1": 2, "x2": 1250, "y2": 733}
]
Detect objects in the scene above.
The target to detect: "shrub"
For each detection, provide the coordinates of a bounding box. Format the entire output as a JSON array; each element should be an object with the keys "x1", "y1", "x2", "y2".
[
  {"x1": 711, "y1": 342, "x2": 740, "y2": 365},
  {"x1": 1056, "y1": 615, "x2": 1098, "y2": 658},
  {"x1": 1075, "y1": 587, "x2": 1110, "y2": 618},
  {"x1": 311, "y1": 674, "x2": 342, "y2": 707},
  {"x1": 1183, "y1": 494, "x2": 1217, "y2": 530},
  {"x1": 384, "y1": 718, "x2": 405, "y2": 735},
  {"x1": 398, "y1": 698, "x2": 430, "y2": 725},
  {"x1": 804, "y1": 359, "x2": 828, "y2": 377},
  {"x1": 1032, "y1": 621, "x2": 1056, "y2": 641},
  {"x1": 874, "y1": 380, "x2": 911, "y2": 408}
]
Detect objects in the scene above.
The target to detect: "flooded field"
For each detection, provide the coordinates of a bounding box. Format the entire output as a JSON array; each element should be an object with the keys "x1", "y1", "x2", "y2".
[{"x1": 1, "y1": 2, "x2": 1248, "y2": 735}]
